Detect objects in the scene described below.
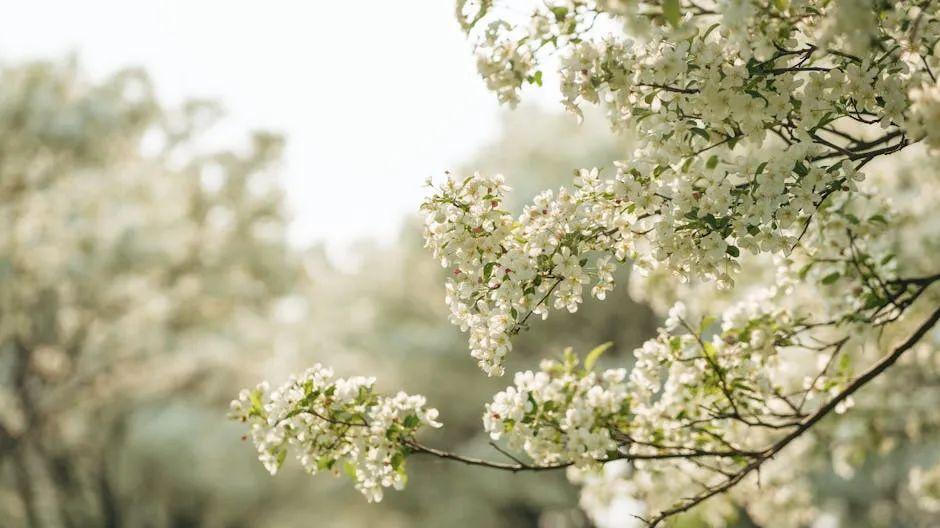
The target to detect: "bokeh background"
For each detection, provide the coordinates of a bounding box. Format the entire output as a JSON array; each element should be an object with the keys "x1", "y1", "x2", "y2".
[{"x1": 0, "y1": 3, "x2": 932, "y2": 528}]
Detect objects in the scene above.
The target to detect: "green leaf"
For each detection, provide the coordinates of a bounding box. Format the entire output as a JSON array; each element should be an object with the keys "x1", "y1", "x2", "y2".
[
  {"x1": 798, "y1": 262, "x2": 814, "y2": 280},
  {"x1": 663, "y1": 0, "x2": 681, "y2": 27},
  {"x1": 403, "y1": 414, "x2": 421, "y2": 429},
  {"x1": 701, "y1": 23, "x2": 720, "y2": 40},
  {"x1": 773, "y1": 0, "x2": 790, "y2": 9},
  {"x1": 862, "y1": 293, "x2": 883, "y2": 310},
  {"x1": 838, "y1": 353, "x2": 851, "y2": 374},
  {"x1": 249, "y1": 389, "x2": 264, "y2": 412},
  {"x1": 725, "y1": 245, "x2": 740, "y2": 258},
  {"x1": 550, "y1": 6, "x2": 569, "y2": 21},
  {"x1": 706, "y1": 154, "x2": 719, "y2": 170},
  {"x1": 821, "y1": 271, "x2": 841, "y2": 285},
  {"x1": 385, "y1": 424, "x2": 400, "y2": 440},
  {"x1": 317, "y1": 455, "x2": 335, "y2": 471},
  {"x1": 690, "y1": 127, "x2": 710, "y2": 141},
  {"x1": 391, "y1": 452, "x2": 405, "y2": 471},
  {"x1": 343, "y1": 461, "x2": 357, "y2": 479},
  {"x1": 584, "y1": 342, "x2": 613, "y2": 371},
  {"x1": 527, "y1": 70, "x2": 543, "y2": 87},
  {"x1": 276, "y1": 449, "x2": 287, "y2": 468},
  {"x1": 793, "y1": 161, "x2": 809, "y2": 177},
  {"x1": 483, "y1": 261, "x2": 497, "y2": 281}
]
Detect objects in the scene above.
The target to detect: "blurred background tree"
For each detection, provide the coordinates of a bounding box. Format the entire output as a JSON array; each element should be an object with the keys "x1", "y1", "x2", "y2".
[{"x1": 0, "y1": 58, "x2": 303, "y2": 527}]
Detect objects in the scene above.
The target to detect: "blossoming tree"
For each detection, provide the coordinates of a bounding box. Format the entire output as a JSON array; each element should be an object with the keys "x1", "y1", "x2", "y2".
[
  {"x1": 0, "y1": 60, "x2": 303, "y2": 526},
  {"x1": 233, "y1": 1, "x2": 940, "y2": 525}
]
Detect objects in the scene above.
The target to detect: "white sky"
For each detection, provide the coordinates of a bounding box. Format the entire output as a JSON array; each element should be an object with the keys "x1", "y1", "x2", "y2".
[{"x1": 0, "y1": 1, "x2": 524, "y2": 253}]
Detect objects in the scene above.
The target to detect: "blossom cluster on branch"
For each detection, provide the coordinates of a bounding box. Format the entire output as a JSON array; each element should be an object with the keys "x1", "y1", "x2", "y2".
[
  {"x1": 230, "y1": 365, "x2": 441, "y2": 502},
  {"x1": 421, "y1": 157, "x2": 902, "y2": 375},
  {"x1": 483, "y1": 344, "x2": 628, "y2": 465}
]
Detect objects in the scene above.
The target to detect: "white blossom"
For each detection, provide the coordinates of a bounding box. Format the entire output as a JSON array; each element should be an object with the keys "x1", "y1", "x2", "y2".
[{"x1": 230, "y1": 365, "x2": 441, "y2": 502}]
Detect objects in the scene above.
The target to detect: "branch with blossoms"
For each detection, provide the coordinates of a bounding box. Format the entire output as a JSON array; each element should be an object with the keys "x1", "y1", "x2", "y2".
[
  {"x1": 420, "y1": 158, "x2": 930, "y2": 375},
  {"x1": 233, "y1": 0, "x2": 940, "y2": 525},
  {"x1": 231, "y1": 282, "x2": 939, "y2": 520},
  {"x1": 230, "y1": 206, "x2": 940, "y2": 511},
  {"x1": 229, "y1": 366, "x2": 444, "y2": 503},
  {"x1": 638, "y1": 304, "x2": 940, "y2": 526}
]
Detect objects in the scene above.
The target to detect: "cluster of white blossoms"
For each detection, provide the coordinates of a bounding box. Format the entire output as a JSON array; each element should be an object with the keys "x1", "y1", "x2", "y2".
[
  {"x1": 626, "y1": 297, "x2": 813, "y2": 455},
  {"x1": 483, "y1": 345, "x2": 627, "y2": 466},
  {"x1": 423, "y1": 154, "x2": 873, "y2": 373},
  {"x1": 422, "y1": 170, "x2": 626, "y2": 375},
  {"x1": 481, "y1": 278, "x2": 866, "y2": 468},
  {"x1": 464, "y1": 1, "x2": 939, "y2": 129},
  {"x1": 229, "y1": 365, "x2": 441, "y2": 502}
]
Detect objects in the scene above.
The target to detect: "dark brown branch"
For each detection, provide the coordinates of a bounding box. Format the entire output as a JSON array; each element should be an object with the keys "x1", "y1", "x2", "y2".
[
  {"x1": 644, "y1": 304, "x2": 940, "y2": 526},
  {"x1": 890, "y1": 272, "x2": 940, "y2": 287},
  {"x1": 407, "y1": 441, "x2": 570, "y2": 472},
  {"x1": 407, "y1": 438, "x2": 767, "y2": 474},
  {"x1": 638, "y1": 83, "x2": 700, "y2": 94}
]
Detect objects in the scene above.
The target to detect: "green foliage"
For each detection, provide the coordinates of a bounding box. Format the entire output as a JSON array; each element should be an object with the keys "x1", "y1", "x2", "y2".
[
  {"x1": 663, "y1": 0, "x2": 681, "y2": 27},
  {"x1": 583, "y1": 341, "x2": 612, "y2": 372}
]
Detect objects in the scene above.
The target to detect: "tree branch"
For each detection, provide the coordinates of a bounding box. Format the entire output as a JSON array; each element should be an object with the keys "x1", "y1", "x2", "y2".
[{"x1": 644, "y1": 304, "x2": 940, "y2": 526}]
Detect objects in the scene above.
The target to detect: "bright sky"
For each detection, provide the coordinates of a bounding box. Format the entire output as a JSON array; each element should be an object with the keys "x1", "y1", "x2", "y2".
[{"x1": 0, "y1": 1, "x2": 514, "y2": 253}]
